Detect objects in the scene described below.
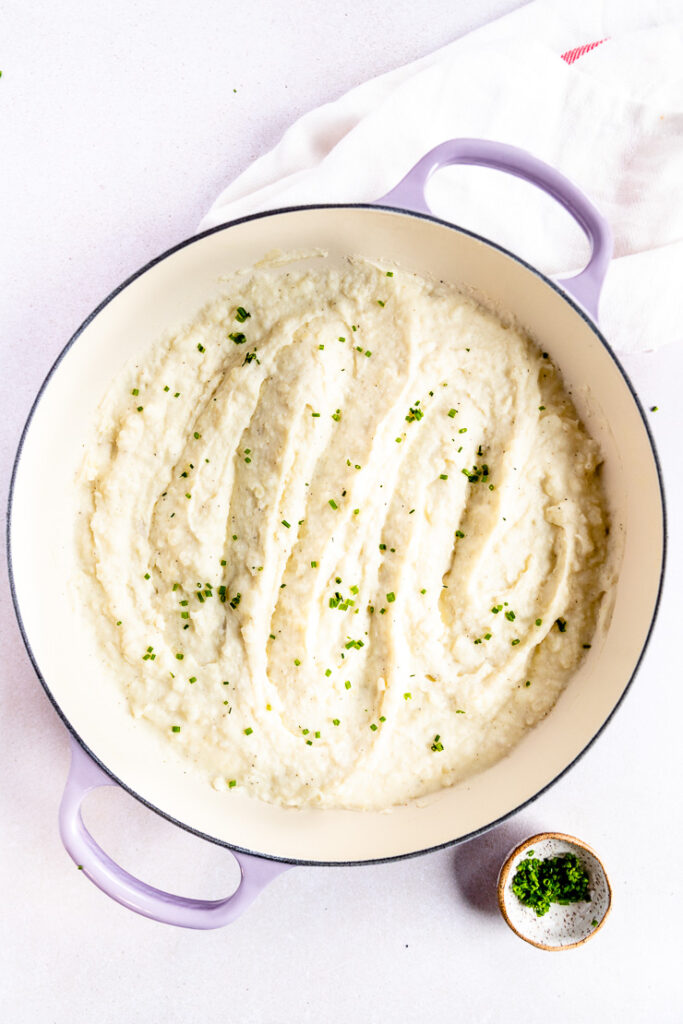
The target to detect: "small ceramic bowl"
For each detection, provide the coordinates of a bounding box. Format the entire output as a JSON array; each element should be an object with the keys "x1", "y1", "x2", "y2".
[{"x1": 497, "y1": 832, "x2": 612, "y2": 950}]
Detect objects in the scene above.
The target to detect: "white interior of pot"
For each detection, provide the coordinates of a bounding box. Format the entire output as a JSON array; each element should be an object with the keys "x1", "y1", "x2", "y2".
[{"x1": 10, "y1": 207, "x2": 663, "y2": 863}]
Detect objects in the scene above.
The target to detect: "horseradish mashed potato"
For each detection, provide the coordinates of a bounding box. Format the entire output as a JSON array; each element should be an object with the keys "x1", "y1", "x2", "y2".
[{"x1": 76, "y1": 255, "x2": 612, "y2": 810}]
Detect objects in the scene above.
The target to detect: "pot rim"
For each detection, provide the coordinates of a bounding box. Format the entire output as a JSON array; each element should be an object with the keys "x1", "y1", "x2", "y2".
[{"x1": 6, "y1": 201, "x2": 668, "y2": 866}]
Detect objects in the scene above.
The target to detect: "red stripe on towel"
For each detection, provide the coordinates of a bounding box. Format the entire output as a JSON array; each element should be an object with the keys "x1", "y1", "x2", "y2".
[{"x1": 561, "y1": 38, "x2": 608, "y2": 64}]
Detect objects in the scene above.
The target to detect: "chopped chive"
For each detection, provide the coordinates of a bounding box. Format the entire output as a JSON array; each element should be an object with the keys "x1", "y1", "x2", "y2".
[
  {"x1": 448, "y1": 408, "x2": 457, "y2": 418},
  {"x1": 244, "y1": 727, "x2": 253, "y2": 736},
  {"x1": 332, "y1": 718, "x2": 340, "y2": 726},
  {"x1": 131, "y1": 388, "x2": 139, "y2": 396},
  {"x1": 344, "y1": 680, "x2": 351, "y2": 690},
  {"x1": 235, "y1": 307, "x2": 251, "y2": 322},
  {"x1": 329, "y1": 499, "x2": 338, "y2": 509},
  {"x1": 171, "y1": 725, "x2": 181, "y2": 733},
  {"x1": 311, "y1": 560, "x2": 318, "y2": 568},
  {"x1": 281, "y1": 520, "x2": 291, "y2": 528},
  {"x1": 229, "y1": 332, "x2": 247, "y2": 344},
  {"x1": 386, "y1": 592, "x2": 396, "y2": 603},
  {"x1": 228, "y1": 779, "x2": 237, "y2": 788},
  {"x1": 197, "y1": 343, "x2": 205, "y2": 353},
  {"x1": 439, "y1": 473, "x2": 448, "y2": 480}
]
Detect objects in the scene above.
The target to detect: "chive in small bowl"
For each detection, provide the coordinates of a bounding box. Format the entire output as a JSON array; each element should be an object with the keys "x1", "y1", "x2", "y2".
[{"x1": 497, "y1": 832, "x2": 612, "y2": 950}]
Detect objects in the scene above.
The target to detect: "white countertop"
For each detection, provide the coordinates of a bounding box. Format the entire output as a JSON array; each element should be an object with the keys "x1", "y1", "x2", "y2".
[{"x1": 1, "y1": 2, "x2": 681, "y2": 1021}]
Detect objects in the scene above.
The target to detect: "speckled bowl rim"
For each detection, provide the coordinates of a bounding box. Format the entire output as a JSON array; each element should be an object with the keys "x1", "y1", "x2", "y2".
[{"x1": 497, "y1": 831, "x2": 612, "y2": 950}]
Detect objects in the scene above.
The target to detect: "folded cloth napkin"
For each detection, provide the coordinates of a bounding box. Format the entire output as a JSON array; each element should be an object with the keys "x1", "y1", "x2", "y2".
[{"x1": 199, "y1": 0, "x2": 683, "y2": 354}]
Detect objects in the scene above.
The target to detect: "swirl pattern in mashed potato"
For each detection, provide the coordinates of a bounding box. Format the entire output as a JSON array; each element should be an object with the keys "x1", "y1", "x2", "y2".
[{"x1": 76, "y1": 255, "x2": 613, "y2": 810}]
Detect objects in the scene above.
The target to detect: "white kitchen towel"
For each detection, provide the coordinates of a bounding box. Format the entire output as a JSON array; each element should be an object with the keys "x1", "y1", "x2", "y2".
[{"x1": 199, "y1": 0, "x2": 683, "y2": 354}]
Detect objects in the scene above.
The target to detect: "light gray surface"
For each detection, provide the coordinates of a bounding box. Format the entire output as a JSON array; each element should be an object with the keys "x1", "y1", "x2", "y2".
[{"x1": 1, "y1": 2, "x2": 681, "y2": 1021}]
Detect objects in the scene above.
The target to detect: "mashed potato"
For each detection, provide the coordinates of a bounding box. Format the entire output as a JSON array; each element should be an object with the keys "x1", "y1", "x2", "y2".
[{"x1": 75, "y1": 255, "x2": 613, "y2": 810}]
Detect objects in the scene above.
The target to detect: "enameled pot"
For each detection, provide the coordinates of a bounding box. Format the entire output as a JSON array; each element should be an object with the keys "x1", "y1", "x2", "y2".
[{"x1": 8, "y1": 139, "x2": 666, "y2": 928}]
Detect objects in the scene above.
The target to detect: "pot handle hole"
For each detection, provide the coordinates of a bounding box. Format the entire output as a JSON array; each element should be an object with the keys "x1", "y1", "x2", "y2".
[
  {"x1": 376, "y1": 138, "x2": 613, "y2": 321},
  {"x1": 59, "y1": 737, "x2": 290, "y2": 929}
]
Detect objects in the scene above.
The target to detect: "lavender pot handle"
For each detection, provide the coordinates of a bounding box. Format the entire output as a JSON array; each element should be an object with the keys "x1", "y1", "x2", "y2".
[
  {"x1": 59, "y1": 737, "x2": 290, "y2": 929},
  {"x1": 376, "y1": 138, "x2": 612, "y2": 321}
]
